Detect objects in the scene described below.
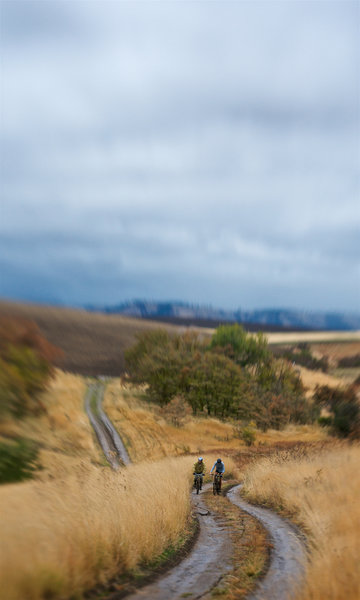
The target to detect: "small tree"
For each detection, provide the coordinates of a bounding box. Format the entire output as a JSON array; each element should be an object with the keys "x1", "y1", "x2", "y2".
[
  {"x1": 241, "y1": 421, "x2": 257, "y2": 446},
  {"x1": 209, "y1": 324, "x2": 271, "y2": 368}
]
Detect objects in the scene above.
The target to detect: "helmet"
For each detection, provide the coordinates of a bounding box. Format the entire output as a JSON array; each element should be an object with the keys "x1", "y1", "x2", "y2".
[
  {"x1": 198, "y1": 457, "x2": 203, "y2": 462},
  {"x1": 217, "y1": 458, "x2": 222, "y2": 463}
]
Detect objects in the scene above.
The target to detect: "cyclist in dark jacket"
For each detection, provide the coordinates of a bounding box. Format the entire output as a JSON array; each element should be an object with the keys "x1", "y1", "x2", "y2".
[{"x1": 193, "y1": 457, "x2": 205, "y2": 489}]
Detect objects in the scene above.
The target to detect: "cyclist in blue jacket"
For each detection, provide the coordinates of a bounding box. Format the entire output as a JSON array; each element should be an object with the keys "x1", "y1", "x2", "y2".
[{"x1": 210, "y1": 458, "x2": 225, "y2": 491}]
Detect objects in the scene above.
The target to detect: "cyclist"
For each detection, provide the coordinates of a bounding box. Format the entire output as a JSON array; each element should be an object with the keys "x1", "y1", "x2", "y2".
[
  {"x1": 193, "y1": 457, "x2": 205, "y2": 489},
  {"x1": 210, "y1": 458, "x2": 225, "y2": 492}
]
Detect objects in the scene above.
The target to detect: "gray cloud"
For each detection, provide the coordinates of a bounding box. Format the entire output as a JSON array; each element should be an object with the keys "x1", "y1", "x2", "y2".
[{"x1": 1, "y1": 0, "x2": 359, "y2": 311}]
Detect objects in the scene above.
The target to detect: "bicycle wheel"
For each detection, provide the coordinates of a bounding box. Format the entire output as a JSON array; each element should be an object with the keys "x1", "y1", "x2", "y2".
[{"x1": 196, "y1": 476, "x2": 200, "y2": 494}]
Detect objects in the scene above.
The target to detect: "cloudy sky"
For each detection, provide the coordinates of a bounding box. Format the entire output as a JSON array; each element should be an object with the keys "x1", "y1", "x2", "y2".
[{"x1": 1, "y1": 0, "x2": 359, "y2": 311}]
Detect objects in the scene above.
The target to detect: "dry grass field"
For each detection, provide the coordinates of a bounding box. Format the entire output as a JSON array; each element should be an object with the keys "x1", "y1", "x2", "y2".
[
  {"x1": 242, "y1": 444, "x2": 360, "y2": 600},
  {"x1": 296, "y1": 365, "x2": 345, "y2": 397},
  {"x1": 0, "y1": 457, "x2": 194, "y2": 600},
  {"x1": 308, "y1": 341, "x2": 360, "y2": 365}
]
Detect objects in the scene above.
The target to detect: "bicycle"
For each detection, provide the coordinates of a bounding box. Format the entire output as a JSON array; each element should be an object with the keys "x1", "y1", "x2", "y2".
[
  {"x1": 213, "y1": 472, "x2": 222, "y2": 495},
  {"x1": 194, "y1": 473, "x2": 203, "y2": 494}
]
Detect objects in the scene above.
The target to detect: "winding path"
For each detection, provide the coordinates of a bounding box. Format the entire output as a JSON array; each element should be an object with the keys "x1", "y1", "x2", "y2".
[{"x1": 85, "y1": 383, "x2": 307, "y2": 599}]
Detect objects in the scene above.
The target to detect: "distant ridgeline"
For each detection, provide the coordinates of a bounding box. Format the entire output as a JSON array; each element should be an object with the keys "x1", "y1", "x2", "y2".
[{"x1": 86, "y1": 301, "x2": 360, "y2": 332}]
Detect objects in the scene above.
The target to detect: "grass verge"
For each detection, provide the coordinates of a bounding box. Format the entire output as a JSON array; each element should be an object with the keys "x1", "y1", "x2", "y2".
[
  {"x1": 203, "y1": 484, "x2": 269, "y2": 599},
  {"x1": 85, "y1": 513, "x2": 199, "y2": 599}
]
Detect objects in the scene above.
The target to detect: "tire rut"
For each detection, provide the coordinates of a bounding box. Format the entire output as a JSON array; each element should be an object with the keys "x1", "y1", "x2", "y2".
[{"x1": 85, "y1": 382, "x2": 130, "y2": 469}]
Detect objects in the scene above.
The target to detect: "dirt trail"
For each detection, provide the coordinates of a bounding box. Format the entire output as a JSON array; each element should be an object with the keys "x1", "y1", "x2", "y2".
[
  {"x1": 228, "y1": 486, "x2": 306, "y2": 600},
  {"x1": 124, "y1": 484, "x2": 232, "y2": 600},
  {"x1": 86, "y1": 384, "x2": 306, "y2": 599},
  {"x1": 85, "y1": 382, "x2": 130, "y2": 469}
]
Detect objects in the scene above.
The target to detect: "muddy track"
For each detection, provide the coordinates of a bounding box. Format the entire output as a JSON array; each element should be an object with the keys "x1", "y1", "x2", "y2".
[
  {"x1": 124, "y1": 484, "x2": 232, "y2": 600},
  {"x1": 228, "y1": 486, "x2": 306, "y2": 600},
  {"x1": 86, "y1": 384, "x2": 306, "y2": 599},
  {"x1": 85, "y1": 382, "x2": 130, "y2": 469}
]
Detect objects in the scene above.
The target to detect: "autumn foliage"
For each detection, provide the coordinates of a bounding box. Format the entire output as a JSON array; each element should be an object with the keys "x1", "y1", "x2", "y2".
[{"x1": 0, "y1": 317, "x2": 61, "y2": 418}]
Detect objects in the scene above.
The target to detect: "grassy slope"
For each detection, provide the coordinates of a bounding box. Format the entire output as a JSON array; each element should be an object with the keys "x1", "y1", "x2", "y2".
[{"x1": 0, "y1": 300, "x2": 185, "y2": 376}]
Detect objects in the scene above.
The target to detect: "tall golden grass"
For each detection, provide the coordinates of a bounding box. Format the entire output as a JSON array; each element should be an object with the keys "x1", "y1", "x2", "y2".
[
  {"x1": 243, "y1": 444, "x2": 360, "y2": 600},
  {"x1": 0, "y1": 456, "x2": 194, "y2": 600}
]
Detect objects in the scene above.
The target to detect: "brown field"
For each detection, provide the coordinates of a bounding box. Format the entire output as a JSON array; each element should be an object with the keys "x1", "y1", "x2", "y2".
[
  {"x1": 310, "y1": 341, "x2": 360, "y2": 364},
  {"x1": 0, "y1": 299, "x2": 184, "y2": 376},
  {"x1": 242, "y1": 444, "x2": 360, "y2": 600}
]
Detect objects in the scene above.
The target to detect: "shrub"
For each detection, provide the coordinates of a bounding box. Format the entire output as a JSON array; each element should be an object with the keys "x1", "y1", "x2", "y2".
[
  {"x1": 318, "y1": 416, "x2": 333, "y2": 427},
  {"x1": 241, "y1": 421, "x2": 257, "y2": 446},
  {"x1": 209, "y1": 324, "x2": 271, "y2": 367},
  {"x1": 0, "y1": 438, "x2": 40, "y2": 483},
  {"x1": 313, "y1": 385, "x2": 360, "y2": 438},
  {"x1": 0, "y1": 317, "x2": 61, "y2": 418}
]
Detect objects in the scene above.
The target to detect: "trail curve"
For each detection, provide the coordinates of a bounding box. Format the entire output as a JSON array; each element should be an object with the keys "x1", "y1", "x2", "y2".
[{"x1": 227, "y1": 485, "x2": 306, "y2": 600}]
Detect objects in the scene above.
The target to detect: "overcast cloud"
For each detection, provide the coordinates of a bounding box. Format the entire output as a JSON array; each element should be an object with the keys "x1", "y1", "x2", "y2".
[{"x1": 1, "y1": 0, "x2": 359, "y2": 311}]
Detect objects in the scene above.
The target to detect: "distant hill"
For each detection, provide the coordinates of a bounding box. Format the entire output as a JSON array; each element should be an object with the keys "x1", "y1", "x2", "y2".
[{"x1": 88, "y1": 300, "x2": 360, "y2": 331}]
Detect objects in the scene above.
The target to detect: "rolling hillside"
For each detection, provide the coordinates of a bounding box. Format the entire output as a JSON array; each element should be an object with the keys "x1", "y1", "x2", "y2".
[{"x1": 0, "y1": 300, "x2": 183, "y2": 376}]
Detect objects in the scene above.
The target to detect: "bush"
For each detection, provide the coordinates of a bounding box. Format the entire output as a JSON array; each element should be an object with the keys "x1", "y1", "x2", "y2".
[
  {"x1": 209, "y1": 324, "x2": 271, "y2": 367},
  {"x1": 0, "y1": 438, "x2": 40, "y2": 483},
  {"x1": 313, "y1": 385, "x2": 360, "y2": 438},
  {"x1": 318, "y1": 416, "x2": 333, "y2": 427},
  {"x1": 241, "y1": 421, "x2": 257, "y2": 446},
  {"x1": 0, "y1": 317, "x2": 60, "y2": 418}
]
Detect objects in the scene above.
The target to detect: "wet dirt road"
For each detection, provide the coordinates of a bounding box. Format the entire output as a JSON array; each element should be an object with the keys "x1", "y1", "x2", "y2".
[
  {"x1": 85, "y1": 382, "x2": 130, "y2": 469},
  {"x1": 125, "y1": 484, "x2": 233, "y2": 600},
  {"x1": 228, "y1": 485, "x2": 306, "y2": 600}
]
